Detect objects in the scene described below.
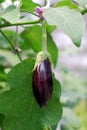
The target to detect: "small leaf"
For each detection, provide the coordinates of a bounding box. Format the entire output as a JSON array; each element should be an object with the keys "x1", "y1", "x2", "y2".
[
  {"x1": 0, "y1": 5, "x2": 20, "y2": 23},
  {"x1": 21, "y1": 0, "x2": 39, "y2": 12},
  {"x1": 43, "y1": 7, "x2": 85, "y2": 47}
]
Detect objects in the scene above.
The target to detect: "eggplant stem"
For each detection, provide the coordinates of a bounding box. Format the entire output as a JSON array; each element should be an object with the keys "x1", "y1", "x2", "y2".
[{"x1": 42, "y1": 20, "x2": 47, "y2": 53}]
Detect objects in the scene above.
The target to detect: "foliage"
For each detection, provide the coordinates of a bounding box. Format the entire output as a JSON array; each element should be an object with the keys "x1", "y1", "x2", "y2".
[
  {"x1": 0, "y1": 0, "x2": 87, "y2": 130},
  {"x1": 43, "y1": 7, "x2": 84, "y2": 47},
  {"x1": 0, "y1": 59, "x2": 62, "y2": 130}
]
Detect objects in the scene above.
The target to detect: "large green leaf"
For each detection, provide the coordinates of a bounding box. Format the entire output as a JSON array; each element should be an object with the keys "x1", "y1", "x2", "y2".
[
  {"x1": 21, "y1": 26, "x2": 41, "y2": 51},
  {"x1": 43, "y1": 7, "x2": 84, "y2": 47},
  {"x1": 0, "y1": 5, "x2": 20, "y2": 23},
  {"x1": 21, "y1": 25, "x2": 58, "y2": 66},
  {"x1": 0, "y1": 58, "x2": 62, "y2": 130},
  {"x1": 21, "y1": 0, "x2": 39, "y2": 12},
  {"x1": 0, "y1": 113, "x2": 5, "y2": 127}
]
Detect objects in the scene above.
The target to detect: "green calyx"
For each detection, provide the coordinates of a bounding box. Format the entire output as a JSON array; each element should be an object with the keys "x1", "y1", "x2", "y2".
[{"x1": 33, "y1": 51, "x2": 50, "y2": 70}]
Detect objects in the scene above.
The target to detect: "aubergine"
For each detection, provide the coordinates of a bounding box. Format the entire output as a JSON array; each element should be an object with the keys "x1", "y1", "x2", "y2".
[{"x1": 32, "y1": 58, "x2": 53, "y2": 108}]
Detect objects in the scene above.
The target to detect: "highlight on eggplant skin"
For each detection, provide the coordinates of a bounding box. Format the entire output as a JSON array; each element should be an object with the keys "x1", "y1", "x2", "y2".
[{"x1": 32, "y1": 58, "x2": 53, "y2": 108}]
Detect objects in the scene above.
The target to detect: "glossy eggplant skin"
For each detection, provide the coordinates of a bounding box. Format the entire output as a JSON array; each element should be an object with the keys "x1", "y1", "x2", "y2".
[{"x1": 32, "y1": 58, "x2": 53, "y2": 108}]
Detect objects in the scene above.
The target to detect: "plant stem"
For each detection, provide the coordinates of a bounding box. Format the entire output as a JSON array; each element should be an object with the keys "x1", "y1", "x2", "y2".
[
  {"x1": 42, "y1": 20, "x2": 47, "y2": 52},
  {"x1": 41, "y1": 0, "x2": 50, "y2": 52},
  {"x1": 0, "y1": 30, "x2": 22, "y2": 62},
  {"x1": 43, "y1": 0, "x2": 50, "y2": 9},
  {"x1": 0, "y1": 19, "x2": 40, "y2": 29},
  {"x1": 14, "y1": 26, "x2": 18, "y2": 42}
]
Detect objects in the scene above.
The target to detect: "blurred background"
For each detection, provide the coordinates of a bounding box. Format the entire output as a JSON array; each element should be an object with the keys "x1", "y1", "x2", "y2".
[{"x1": 0, "y1": 0, "x2": 87, "y2": 130}]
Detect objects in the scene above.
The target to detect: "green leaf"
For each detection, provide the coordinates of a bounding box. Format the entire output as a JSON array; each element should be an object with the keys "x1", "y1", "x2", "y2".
[
  {"x1": 21, "y1": 0, "x2": 39, "y2": 12},
  {"x1": 0, "y1": 73, "x2": 7, "y2": 81},
  {"x1": 46, "y1": 24, "x2": 56, "y2": 33},
  {"x1": 75, "y1": 0, "x2": 87, "y2": 8},
  {"x1": 21, "y1": 25, "x2": 58, "y2": 66},
  {"x1": 0, "y1": 56, "x2": 9, "y2": 81},
  {"x1": 0, "y1": 5, "x2": 20, "y2": 23},
  {"x1": 0, "y1": 0, "x2": 4, "y2": 3},
  {"x1": 0, "y1": 82, "x2": 10, "y2": 94},
  {"x1": 55, "y1": 0, "x2": 78, "y2": 9},
  {"x1": 0, "y1": 113, "x2": 5, "y2": 127},
  {"x1": 47, "y1": 31, "x2": 58, "y2": 66},
  {"x1": 11, "y1": 0, "x2": 16, "y2": 1},
  {"x1": 0, "y1": 58, "x2": 62, "y2": 130},
  {"x1": 43, "y1": 7, "x2": 85, "y2": 47},
  {"x1": 21, "y1": 26, "x2": 41, "y2": 51}
]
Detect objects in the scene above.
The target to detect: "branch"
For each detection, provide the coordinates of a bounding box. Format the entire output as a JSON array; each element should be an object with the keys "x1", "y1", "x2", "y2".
[
  {"x1": 43, "y1": 0, "x2": 50, "y2": 9},
  {"x1": 42, "y1": 20, "x2": 47, "y2": 52},
  {"x1": 0, "y1": 30, "x2": 22, "y2": 62},
  {"x1": 0, "y1": 19, "x2": 41, "y2": 29}
]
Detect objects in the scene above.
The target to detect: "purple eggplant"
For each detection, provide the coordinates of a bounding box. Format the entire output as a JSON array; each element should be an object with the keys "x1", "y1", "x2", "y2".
[{"x1": 32, "y1": 58, "x2": 53, "y2": 108}]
